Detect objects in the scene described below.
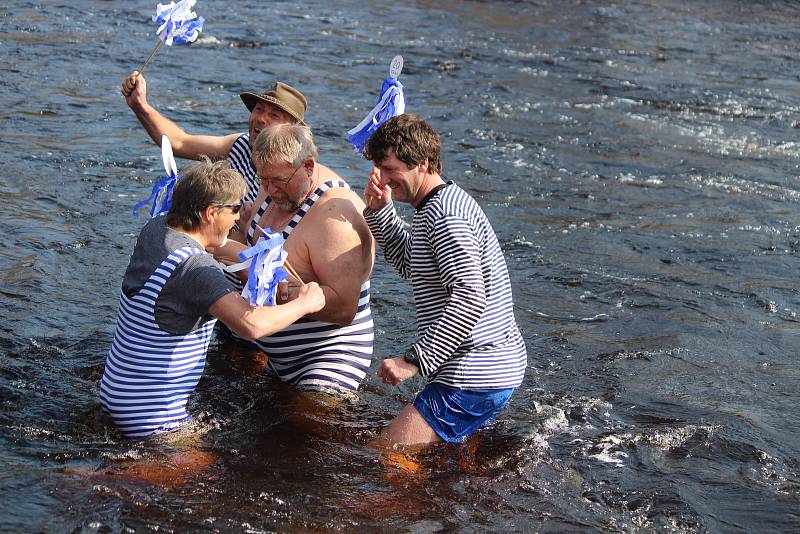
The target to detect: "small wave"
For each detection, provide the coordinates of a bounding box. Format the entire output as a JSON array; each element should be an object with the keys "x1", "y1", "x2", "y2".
[
  {"x1": 577, "y1": 424, "x2": 719, "y2": 465},
  {"x1": 192, "y1": 35, "x2": 260, "y2": 48},
  {"x1": 596, "y1": 347, "x2": 688, "y2": 362},
  {"x1": 535, "y1": 311, "x2": 610, "y2": 323},
  {"x1": 689, "y1": 174, "x2": 800, "y2": 202},
  {"x1": 519, "y1": 66, "x2": 549, "y2": 77}
]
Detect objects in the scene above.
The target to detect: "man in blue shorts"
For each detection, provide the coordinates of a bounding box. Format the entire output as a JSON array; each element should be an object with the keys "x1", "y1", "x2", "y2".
[{"x1": 362, "y1": 114, "x2": 527, "y2": 445}]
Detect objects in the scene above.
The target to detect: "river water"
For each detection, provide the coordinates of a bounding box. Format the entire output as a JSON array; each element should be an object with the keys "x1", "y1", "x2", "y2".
[{"x1": 2, "y1": 0, "x2": 799, "y2": 532}]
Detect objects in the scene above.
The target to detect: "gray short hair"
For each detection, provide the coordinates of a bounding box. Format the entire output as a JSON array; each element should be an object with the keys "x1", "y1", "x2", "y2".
[
  {"x1": 252, "y1": 123, "x2": 318, "y2": 168},
  {"x1": 166, "y1": 156, "x2": 247, "y2": 231}
]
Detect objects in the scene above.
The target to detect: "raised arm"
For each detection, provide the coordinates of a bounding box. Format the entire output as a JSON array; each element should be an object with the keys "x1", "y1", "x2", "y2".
[
  {"x1": 122, "y1": 71, "x2": 240, "y2": 161},
  {"x1": 363, "y1": 167, "x2": 413, "y2": 279}
]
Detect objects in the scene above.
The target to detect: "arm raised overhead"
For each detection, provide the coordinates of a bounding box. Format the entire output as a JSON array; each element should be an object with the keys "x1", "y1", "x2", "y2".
[{"x1": 122, "y1": 71, "x2": 240, "y2": 161}]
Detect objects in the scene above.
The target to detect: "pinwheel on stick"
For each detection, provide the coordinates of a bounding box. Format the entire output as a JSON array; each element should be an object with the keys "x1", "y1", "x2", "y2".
[
  {"x1": 238, "y1": 227, "x2": 290, "y2": 307},
  {"x1": 346, "y1": 55, "x2": 406, "y2": 154},
  {"x1": 131, "y1": 135, "x2": 181, "y2": 218},
  {"x1": 137, "y1": 0, "x2": 205, "y2": 76}
]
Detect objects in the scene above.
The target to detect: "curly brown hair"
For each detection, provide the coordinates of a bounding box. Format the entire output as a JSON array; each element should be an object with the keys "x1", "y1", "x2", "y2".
[{"x1": 364, "y1": 114, "x2": 442, "y2": 174}]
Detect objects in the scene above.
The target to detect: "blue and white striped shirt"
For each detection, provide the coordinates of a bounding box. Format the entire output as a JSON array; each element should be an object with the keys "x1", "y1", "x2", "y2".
[{"x1": 365, "y1": 182, "x2": 526, "y2": 390}]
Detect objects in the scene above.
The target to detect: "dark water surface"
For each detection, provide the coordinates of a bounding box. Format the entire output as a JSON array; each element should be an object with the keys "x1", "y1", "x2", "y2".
[{"x1": 2, "y1": 0, "x2": 800, "y2": 531}]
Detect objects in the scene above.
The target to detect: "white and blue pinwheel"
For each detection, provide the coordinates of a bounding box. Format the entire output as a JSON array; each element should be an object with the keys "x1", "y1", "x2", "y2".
[
  {"x1": 347, "y1": 55, "x2": 406, "y2": 154},
  {"x1": 153, "y1": 0, "x2": 205, "y2": 45},
  {"x1": 238, "y1": 227, "x2": 289, "y2": 307},
  {"x1": 131, "y1": 135, "x2": 181, "y2": 218},
  {"x1": 136, "y1": 0, "x2": 204, "y2": 75}
]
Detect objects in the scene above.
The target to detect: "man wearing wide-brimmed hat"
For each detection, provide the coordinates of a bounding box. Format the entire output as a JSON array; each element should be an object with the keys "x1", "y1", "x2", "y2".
[
  {"x1": 121, "y1": 72, "x2": 340, "y2": 203},
  {"x1": 121, "y1": 72, "x2": 376, "y2": 398}
]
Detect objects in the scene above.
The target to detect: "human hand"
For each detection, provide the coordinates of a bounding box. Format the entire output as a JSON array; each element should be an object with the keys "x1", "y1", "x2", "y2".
[
  {"x1": 296, "y1": 281, "x2": 325, "y2": 314},
  {"x1": 276, "y1": 278, "x2": 302, "y2": 304},
  {"x1": 363, "y1": 167, "x2": 391, "y2": 212},
  {"x1": 378, "y1": 357, "x2": 419, "y2": 386},
  {"x1": 121, "y1": 71, "x2": 148, "y2": 110}
]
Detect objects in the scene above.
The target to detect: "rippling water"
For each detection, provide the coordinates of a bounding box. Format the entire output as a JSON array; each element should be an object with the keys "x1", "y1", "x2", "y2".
[{"x1": 2, "y1": 0, "x2": 800, "y2": 531}]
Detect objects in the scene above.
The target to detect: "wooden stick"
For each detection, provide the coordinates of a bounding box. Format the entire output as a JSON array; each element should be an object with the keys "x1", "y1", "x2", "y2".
[
  {"x1": 137, "y1": 39, "x2": 163, "y2": 77},
  {"x1": 283, "y1": 259, "x2": 304, "y2": 285}
]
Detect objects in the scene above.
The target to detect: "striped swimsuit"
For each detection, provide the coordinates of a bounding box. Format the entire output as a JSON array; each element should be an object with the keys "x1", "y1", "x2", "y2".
[
  {"x1": 246, "y1": 180, "x2": 374, "y2": 392},
  {"x1": 99, "y1": 247, "x2": 217, "y2": 439}
]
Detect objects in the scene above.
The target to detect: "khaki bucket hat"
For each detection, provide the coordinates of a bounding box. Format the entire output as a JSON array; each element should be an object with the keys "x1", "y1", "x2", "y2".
[{"x1": 240, "y1": 82, "x2": 307, "y2": 124}]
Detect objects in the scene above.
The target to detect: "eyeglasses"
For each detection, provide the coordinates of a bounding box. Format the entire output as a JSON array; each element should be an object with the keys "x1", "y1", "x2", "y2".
[
  {"x1": 259, "y1": 165, "x2": 301, "y2": 188},
  {"x1": 216, "y1": 200, "x2": 243, "y2": 214}
]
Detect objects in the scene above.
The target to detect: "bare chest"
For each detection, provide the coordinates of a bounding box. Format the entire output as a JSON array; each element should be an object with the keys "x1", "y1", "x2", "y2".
[{"x1": 254, "y1": 204, "x2": 315, "y2": 282}]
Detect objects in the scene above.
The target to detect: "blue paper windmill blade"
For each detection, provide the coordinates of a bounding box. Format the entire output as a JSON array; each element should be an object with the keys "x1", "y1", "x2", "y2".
[
  {"x1": 137, "y1": 0, "x2": 205, "y2": 76},
  {"x1": 238, "y1": 231, "x2": 288, "y2": 306},
  {"x1": 347, "y1": 55, "x2": 406, "y2": 154},
  {"x1": 131, "y1": 135, "x2": 181, "y2": 219}
]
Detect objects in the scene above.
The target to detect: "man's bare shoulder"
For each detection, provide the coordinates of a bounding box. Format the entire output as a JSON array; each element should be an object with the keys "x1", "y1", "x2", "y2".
[
  {"x1": 308, "y1": 189, "x2": 367, "y2": 228},
  {"x1": 297, "y1": 184, "x2": 370, "y2": 247},
  {"x1": 315, "y1": 164, "x2": 368, "y2": 213}
]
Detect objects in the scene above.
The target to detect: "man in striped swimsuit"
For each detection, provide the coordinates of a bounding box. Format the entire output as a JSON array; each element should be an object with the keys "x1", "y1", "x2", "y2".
[
  {"x1": 362, "y1": 114, "x2": 528, "y2": 446},
  {"x1": 213, "y1": 124, "x2": 376, "y2": 395},
  {"x1": 99, "y1": 159, "x2": 324, "y2": 439},
  {"x1": 121, "y1": 72, "x2": 340, "y2": 204}
]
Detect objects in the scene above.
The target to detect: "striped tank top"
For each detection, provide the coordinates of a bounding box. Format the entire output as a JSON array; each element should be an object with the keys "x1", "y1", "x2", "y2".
[
  {"x1": 227, "y1": 133, "x2": 258, "y2": 202},
  {"x1": 246, "y1": 180, "x2": 374, "y2": 392},
  {"x1": 99, "y1": 246, "x2": 217, "y2": 439}
]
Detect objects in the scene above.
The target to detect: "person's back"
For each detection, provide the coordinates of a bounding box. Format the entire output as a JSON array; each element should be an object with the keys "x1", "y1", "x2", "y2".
[{"x1": 99, "y1": 216, "x2": 225, "y2": 439}]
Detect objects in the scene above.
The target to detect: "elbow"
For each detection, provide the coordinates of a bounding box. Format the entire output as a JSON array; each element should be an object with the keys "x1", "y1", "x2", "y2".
[
  {"x1": 239, "y1": 326, "x2": 260, "y2": 341},
  {"x1": 325, "y1": 300, "x2": 358, "y2": 326},
  {"x1": 224, "y1": 313, "x2": 262, "y2": 341},
  {"x1": 227, "y1": 322, "x2": 259, "y2": 341},
  {"x1": 330, "y1": 307, "x2": 357, "y2": 326}
]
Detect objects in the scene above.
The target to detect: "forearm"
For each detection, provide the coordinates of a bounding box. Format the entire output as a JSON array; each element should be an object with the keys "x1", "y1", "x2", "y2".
[
  {"x1": 306, "y1": 284, "x2": 358, "y2": 325},
  {"x1": 130, "y1": 101, "x2": 188, "y2": 151},
  {"x1": 364, "y1": 202, "x2": 412, "y2": 279},
  {"x1": 226, "y1": 298, "x2": 311, "y2": 340},
  {"x1": 412, "y1": 285, "x2": 486, "y2": 377}
]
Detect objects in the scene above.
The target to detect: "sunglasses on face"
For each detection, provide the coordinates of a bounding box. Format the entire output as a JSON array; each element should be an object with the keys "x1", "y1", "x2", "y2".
[{"x1": 216, "y1": 200, "x2": 243, "y2": 214}]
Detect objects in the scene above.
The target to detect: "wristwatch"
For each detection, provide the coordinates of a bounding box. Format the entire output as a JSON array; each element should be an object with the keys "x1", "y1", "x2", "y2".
[{"x1": 402, "y1": 347, "x2": 420, "y2": 368}]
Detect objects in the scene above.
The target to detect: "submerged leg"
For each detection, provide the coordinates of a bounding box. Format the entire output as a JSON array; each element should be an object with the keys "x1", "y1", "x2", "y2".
[{"x1": 61, "y1": 449, "x2": 217, "y2": 490}]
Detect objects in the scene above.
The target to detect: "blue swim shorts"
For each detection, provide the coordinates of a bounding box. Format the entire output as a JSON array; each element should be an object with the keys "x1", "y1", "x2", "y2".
[{"x1": 413, "y1": 382, "x2": 515, "y2": 443}]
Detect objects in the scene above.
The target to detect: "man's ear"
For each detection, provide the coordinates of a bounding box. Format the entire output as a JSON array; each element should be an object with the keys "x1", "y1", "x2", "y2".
[
  {"x1": 418, "y1": 160, "x2": 429, "y2": 173},
  {"x1": 304, "y1": 158, "x2": 315, "y2": 177},
  {"x1": 200, "y1": 204, "x2": 216, "y2": 224}
]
